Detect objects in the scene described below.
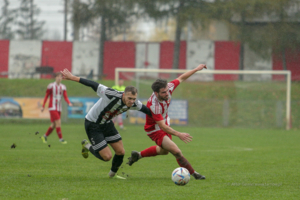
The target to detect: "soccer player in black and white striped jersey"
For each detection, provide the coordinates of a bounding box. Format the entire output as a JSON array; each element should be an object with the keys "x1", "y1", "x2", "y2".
[{"x1": 61, "y1": 69, "x2": 151, "y2": 179}]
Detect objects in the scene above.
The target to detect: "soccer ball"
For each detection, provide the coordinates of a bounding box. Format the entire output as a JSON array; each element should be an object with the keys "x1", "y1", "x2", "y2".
[{"x1": 171, "y1": 167, "x2": 190, "y2": 186}]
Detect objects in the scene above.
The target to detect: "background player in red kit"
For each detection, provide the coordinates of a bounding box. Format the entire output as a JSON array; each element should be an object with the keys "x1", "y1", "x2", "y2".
[
  {"x1": 127, "y1": 64, "x2": 207, "y2": 180},
  {"x1": 41, "y1": 72, "x2": 72, "y2": 144}
]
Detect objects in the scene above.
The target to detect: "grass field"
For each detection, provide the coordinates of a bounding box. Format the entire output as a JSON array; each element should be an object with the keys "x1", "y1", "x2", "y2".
[{"x1": 1, "y1": 122, "x2": 300, "y2": 200}]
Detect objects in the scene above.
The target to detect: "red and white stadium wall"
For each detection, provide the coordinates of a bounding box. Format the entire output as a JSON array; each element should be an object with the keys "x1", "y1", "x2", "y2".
[
  {"x1": 0, "y1": 40, "x2": 9, "y2": 78},
  {"x1": 0, "y1": 40, "x2": 299, "y2": 81}
]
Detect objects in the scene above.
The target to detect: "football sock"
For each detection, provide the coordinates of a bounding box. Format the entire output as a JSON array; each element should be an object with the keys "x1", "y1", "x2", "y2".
[
  {"x1": 119, "y1": 122, "x2": 123, "y2": 127},
  {"x1": 108, "y1": 170, "x2": 116, "y2": 177},
  {"x1": 176, "y1": 156, "x2": 195, "y2": 175},
  {"x1": 84, "y1": 143, "x2": 92, "y2": 149},
  {"x1": 45, "y1": 127, "x2": 53, "y2": 137},
  {"x1": 56, "y1": 127, "x2": 63, "y2": 139},
  {"x1": 111, "y1": 154, "x2": 124, "y2": 173},
  {"x1": 141, "y1": 146, "x2": 157, "y2": 157},
  {"x1": 88, "y1": 146, "x2": 104, "y2": 161}
]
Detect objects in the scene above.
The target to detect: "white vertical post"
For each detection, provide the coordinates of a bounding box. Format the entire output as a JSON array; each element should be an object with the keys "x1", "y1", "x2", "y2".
[
  {"x1": 286, "y1": 71, "x2": 292, "y2": 130},
  {"x1": 115, "y1": 68, "x2": 119, "y2": 86}
]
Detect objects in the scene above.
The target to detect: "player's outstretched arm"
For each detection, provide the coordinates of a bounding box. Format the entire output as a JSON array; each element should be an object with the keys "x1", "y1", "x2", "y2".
[
  {"x1": 176, "y1": 64, "x2": 207, "y2": 83},
  {"x1": 156, "y1": 120, "x2": 192, "y2": 143},
  {"x1": 61, "y1": 68, "x2": 99, "y2": 92},
  {"x1": 61, "y1": 68, "x2": 80, "y2": 82},
  {"x1": 139, "y1": 105, "x2": 152, "y2": 116}
]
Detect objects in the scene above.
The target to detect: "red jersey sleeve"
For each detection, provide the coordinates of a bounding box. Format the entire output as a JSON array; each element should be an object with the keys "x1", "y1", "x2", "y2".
[
  {"x1": 63, "y1": 90, "x2": 71, "y2": 105},
  {"x1": 168, "y1": 79, "x2": 180, "y2": 95}
]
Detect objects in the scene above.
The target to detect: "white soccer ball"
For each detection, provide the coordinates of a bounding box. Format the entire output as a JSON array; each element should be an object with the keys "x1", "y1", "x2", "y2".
[{"x1": 171, "y1": 167, "x2": 190, "y2": 186}]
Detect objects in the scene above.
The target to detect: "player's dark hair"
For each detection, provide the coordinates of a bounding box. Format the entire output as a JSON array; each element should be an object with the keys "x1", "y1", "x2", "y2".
[
  {"x1": 125, "y1": 86, "x2": 138, "y2": 95},
  {"x1": 151, "y1": 79, "x2": 167, "y2": 93},
  {"x1": 55, "y1": 72, "x2": 62, "y2": 77}
]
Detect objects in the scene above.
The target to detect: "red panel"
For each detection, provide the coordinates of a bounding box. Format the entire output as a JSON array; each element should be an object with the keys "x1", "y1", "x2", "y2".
[
  {"x1": 179, "y1": 41, "x2": 186, "y2": 70},
  {"x1": 159, "y1": 41, "x2": 186, "y2": 79},
  {"x1": 272, "y1": 49, "x2": 300, "y2": 81},
  {"x1": 214, "y1": 41, "x2": 240, "y2": 81},
  {"x1": 41, "y1": 41, "x2": 73, "y2": 78},
  {"x1": 0, "y1": 40, "x2": 10, "y2": 78},
  {"x1": 103, "y1": 41, "x2": 135, "y2": 80},
  {"x1": 272, "y1": 53, "x2": 284, "y2": 81}
]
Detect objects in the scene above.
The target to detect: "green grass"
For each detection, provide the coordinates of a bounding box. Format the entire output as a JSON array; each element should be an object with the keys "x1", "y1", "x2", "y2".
[{"x1": 1, "y1": 123, "x2": 300, "y2": 200}]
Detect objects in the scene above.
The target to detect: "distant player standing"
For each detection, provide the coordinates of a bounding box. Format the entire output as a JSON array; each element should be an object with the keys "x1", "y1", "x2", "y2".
[
  {"x1": 112, "y1": 79, "x2": 126, "y2": 130},
  {"x1": 60, "y1": 68, "x2": 151, "y2": 179},
  {"x1": 127, "y1": 64, "x2": 207, "y2": 180},
  {"x1": 41, "y1": 72, "x2": 72, "y2": 144}
]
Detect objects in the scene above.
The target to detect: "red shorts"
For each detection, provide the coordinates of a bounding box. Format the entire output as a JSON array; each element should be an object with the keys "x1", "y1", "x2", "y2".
[
  {"x1": 49, "y1": 110, "x2": 61, "y2": 122},
  {"x1": 147, "y1": 130, "x2": 172, "y2": 147}
]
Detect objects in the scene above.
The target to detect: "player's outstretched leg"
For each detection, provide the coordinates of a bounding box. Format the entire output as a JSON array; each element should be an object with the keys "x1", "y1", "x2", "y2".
[
  {"x1": 127, "y1": 146, "x2": 159, "y2": 166},
  {"x1": 127, "y1": 151, "x2": 140, "y2": 166},
  {"x1": 176, "y1": 156, "x2": 205, "y2": 180},
  {"x1": 81, "y1": 139, "x2": 90, "y2": 158},
  {"x1": 108, "y1": 141, "x2": 126, "y2": 179}
]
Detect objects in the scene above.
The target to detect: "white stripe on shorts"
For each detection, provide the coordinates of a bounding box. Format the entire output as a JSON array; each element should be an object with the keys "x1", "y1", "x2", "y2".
[
  {"x1": 105, "y1": 134, "x2": 121, "y2": 142},
  {"x1": 92, "y1": 140, "x2": 107, "y2": 150}
]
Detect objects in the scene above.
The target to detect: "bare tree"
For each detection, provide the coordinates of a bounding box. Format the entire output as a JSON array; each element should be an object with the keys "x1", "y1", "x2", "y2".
[
  {"x1": 16, "y1": 0, "x2": 45, "y2": 39},
  {"x1": 0, "y1": 0, "x2": 17, "y2": 39}
]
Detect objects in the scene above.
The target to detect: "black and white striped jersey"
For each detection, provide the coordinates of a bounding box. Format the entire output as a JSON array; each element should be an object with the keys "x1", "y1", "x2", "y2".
[{"x1": 85, "y1": 84, "x2": 143, "y2": 124}]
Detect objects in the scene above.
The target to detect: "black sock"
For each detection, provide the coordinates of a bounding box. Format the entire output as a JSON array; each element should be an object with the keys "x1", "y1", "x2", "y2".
[
  {"x1": 111, "y1": 154, "x2": 124, "y2": 173},
  {"x1": 89, "y1": 146, "x2": 104, "y2": 161}
]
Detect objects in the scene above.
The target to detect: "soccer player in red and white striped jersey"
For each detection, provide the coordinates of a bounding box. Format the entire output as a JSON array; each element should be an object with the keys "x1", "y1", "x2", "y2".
[
  {"x1": 127, "y1": 64, "x2": 207, "y2": 180},
  {"x1": 40, "y1": 72, "x2": 72, "y2": 144}
]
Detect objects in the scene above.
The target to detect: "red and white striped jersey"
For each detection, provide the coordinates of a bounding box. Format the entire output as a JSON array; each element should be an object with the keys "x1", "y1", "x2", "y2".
[
  {"x1": 42, "y1": 82, "x2": 71, "y2": 111},
  {"x1": 144, "y1": 79, "x2": 180, "y2": 134}
]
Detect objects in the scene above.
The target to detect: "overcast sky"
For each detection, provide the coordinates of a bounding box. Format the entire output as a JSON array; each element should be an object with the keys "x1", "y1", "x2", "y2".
[
  {"x1": 1, "y1": 0, "x2": 72, "y2": 40},
  {"x1": 1, "y1": 0, "x2": 156, "y2": 41}
]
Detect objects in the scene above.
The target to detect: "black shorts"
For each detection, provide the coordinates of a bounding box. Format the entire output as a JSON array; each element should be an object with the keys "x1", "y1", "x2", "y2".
[{"x1": 84, "y1": 119, "x2": 121, "y2": 152}]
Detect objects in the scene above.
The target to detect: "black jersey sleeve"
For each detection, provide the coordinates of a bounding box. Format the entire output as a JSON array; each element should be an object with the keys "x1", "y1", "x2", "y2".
[
  {"x1": 139, "y1": 104, "x2": 152, "y2": 117},
  {"x1": 79, "y1": 78, "x2": 99, "y2": 92}
]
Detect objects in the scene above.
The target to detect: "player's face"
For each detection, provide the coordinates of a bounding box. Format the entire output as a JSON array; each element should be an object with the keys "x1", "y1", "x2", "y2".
[
  {"x1": 123, "y1": 92, "x2": 137, "y2": 107},
  {"x1": 119, "y1": 79, "x2": 124, "y2": 86},
  {"x1": 156, "y1": 87, "x2": 169, "y2": 101},
  {"x1": 56, "y1": 74, "x2": 62, "y2": 84}
]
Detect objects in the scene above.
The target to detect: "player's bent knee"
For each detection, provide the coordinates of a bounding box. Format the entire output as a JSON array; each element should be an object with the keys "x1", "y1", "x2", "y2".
[
  {"x1": 115, "y1": 149, "x2": 125, "y2": 155},
  {"x1": 101, "y1": 154, "x2": 112, "y2": 161},
  {"x1": 170, "y1": 149, "x2": 182, "y2": 157},
  {"x1": 99, "y1": 150, "x2": 112, "y2": 161},
  {"x1": 160, "y1": 149, "x2": 169, "y2": 155}
]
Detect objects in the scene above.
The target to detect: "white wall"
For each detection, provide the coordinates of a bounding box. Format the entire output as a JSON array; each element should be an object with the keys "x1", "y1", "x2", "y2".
[
  {"x1": 8, "y1": 40, "x2": 42, "y2": 79},
  {"x1": 135, "y1": 42, "x2": 160, "y2": 78},
  {"x1": 186, "y1": 40, "x2": 215, "y2": 81},
  {"x1": 243, "y1": 44, "x2": 272, "y2": 81},
  {"x1": 72, "y1": 41, "x2": 99, "y2": 79}
]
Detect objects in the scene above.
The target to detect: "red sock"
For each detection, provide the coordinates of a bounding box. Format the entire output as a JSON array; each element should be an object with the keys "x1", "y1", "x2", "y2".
[
  {"x1": 56, "y1": 127, "x2": 63, "y2": 139},
  {"x1": 45, "y1": 127, "x2": 53, "y2": 137},
  {"x1": 118, "y1": 115, "x2": 123, "y2": 126},
  {"x1": 141, "y1": 146, "x2": 158, "y2": 157},
  {"x1": 176, "y1": 156, "x2": 195, "y2": 174}
]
